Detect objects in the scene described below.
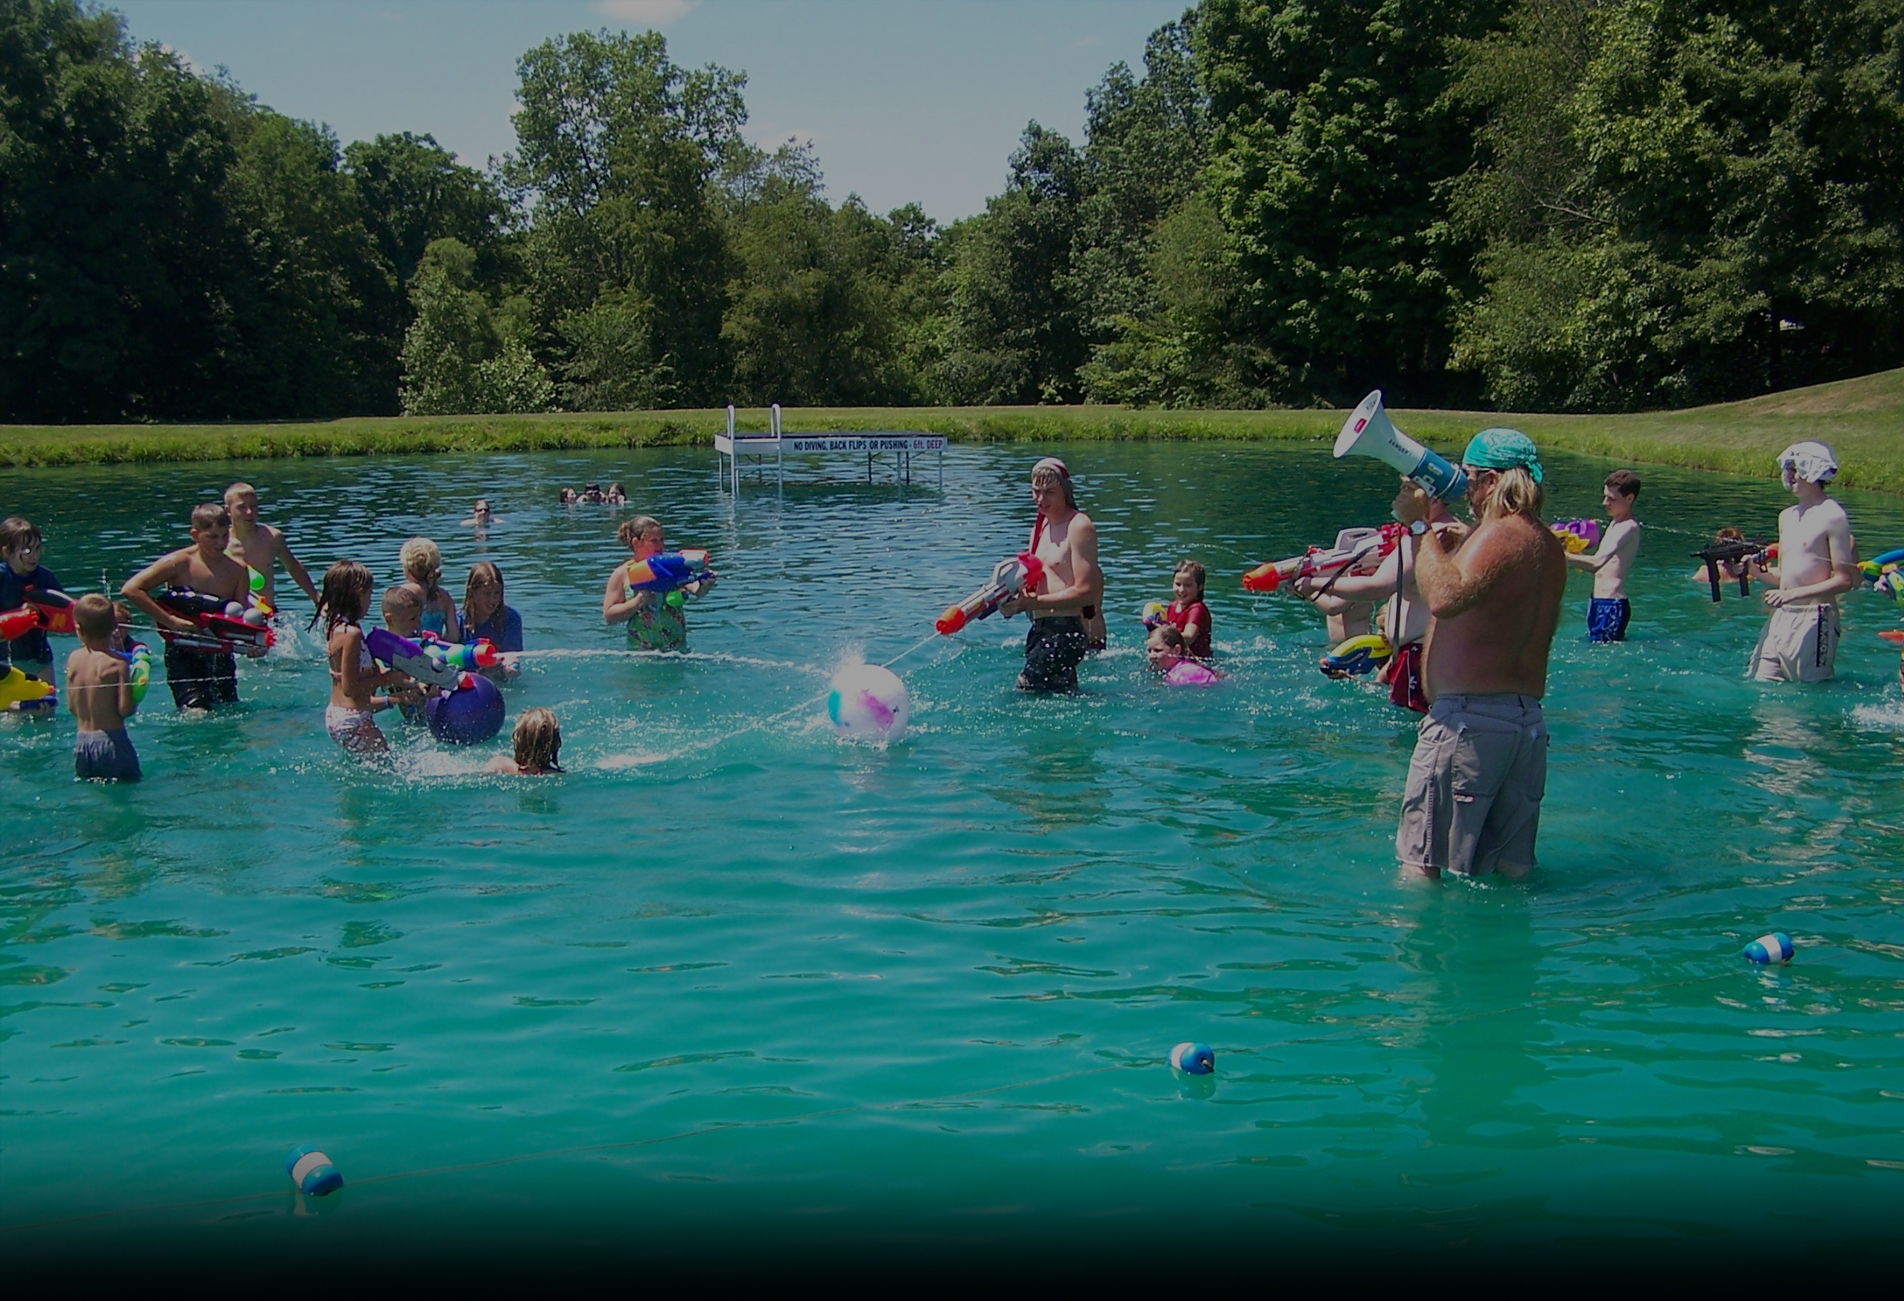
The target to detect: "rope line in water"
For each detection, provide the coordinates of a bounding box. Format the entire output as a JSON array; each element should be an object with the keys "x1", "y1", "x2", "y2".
[{"x1": 0, "y1": 967, "x2": 1773, "y2": 1236}]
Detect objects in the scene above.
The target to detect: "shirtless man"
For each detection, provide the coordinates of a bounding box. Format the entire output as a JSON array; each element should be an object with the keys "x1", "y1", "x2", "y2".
[
  {"x1": 1747, "y1": 441, "x2": 1857, "y2": 683},
  {"x1": 65, "y1": 593, "x2": 140, "y2": 781},
  {"x1": 1299, "y1": 487, "x2": 1458, "y2": 712},
  {"x1": 1393, "y1": 429, "x2": 1567, "y2": 879},
  {"x1": 999, "y1": 457, "x2": 1103, "y2": 692},
  {"x1": 123, "y1": 503, "x2": 258, "y2": 710},
  {"x1": 1565, "y1": 469, "x2": 1642, "y2": 642},
  {"x1": 224, "y1": 483, "x2": 318, "y2": 609}
]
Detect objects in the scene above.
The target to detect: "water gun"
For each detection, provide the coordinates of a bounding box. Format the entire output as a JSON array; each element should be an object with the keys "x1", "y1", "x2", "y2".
[
  {"x1": 625, "y1": 550, "x2": 715, "y2": 599},
  {"x1": 1692, "y1": 539, "x2": 1773, "y2": 603},
  {"x1": 364, "y1": 628, "x2": 495, "y2": 692},
  {"x1": 1551, "y1": 519, "x2": 1601, "y2": 554},
  {"x1": 1857, "y1": 546, "x2": 1904, "y2": 585},
  {"x1": 0, "y1": 665, "x2": 56, "y2": 712},
  {"x1": 116, "y1": 639, "x2": 151, "y2": 706},
  {"x1": 935, "y1": 553, "x2": 1045, "y2": 635},
  {"x1": 1242, "y1": 526, "x2": 1399, "y2": 594},
  {"x1": 0, "y1": 586, "x2": 76, "y2": 639},
  {"x1": 150, "y1": 587, "x2": 275, "y2": 654},
  {"x1": 1142, "y1": 601, "x2": 1169, "y2": 629},
  {"x1": 1319, "y1": 633, "x2": 1394, "y2": 678}
]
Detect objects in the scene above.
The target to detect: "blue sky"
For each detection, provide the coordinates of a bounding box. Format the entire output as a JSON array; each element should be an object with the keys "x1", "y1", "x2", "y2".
[{"x1": 111, "y1": 0, "x2": 1189, "y2": 221}]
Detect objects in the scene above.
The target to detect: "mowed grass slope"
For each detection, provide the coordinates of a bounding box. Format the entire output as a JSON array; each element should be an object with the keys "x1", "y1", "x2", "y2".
[{"x1": 4, "y1": 367, "x2": 1901, "y2": 488}]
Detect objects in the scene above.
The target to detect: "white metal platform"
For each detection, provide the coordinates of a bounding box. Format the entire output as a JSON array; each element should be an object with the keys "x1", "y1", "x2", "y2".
[{"x1": 715, "y1": 404, "x2": 946, "y2": 492}]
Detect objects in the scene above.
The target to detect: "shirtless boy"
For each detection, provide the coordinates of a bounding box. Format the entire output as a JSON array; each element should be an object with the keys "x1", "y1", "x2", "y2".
[
  {"x1": 1393, "y1": 429, "x2": 1566, "y2": 879},
  {"x1": 1566, "y1": 469, "x2": 1642, "y2": 642},
  {"x1": 1000, "y1": 458, "x2": 1103, "y2": 692},
  {"x1": 123, "y1": 503, "x2": 257, "y2": 710},
  {"x1": 1298, "y1": 487, "x2": 1458, "y2": 712},
  {"x1": 65, "y1": 593, "x2": 140, "y2": 781},
  {"x1": 1747, "y1": 442, "x2": 1858, "y2": 683},
  {"x1": 224, "y1": 483, "x2": 318, "y2": 609}
]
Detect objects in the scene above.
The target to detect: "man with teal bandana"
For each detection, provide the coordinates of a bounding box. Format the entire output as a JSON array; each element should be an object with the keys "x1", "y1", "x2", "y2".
[{"x1": 1391, "y1": 428, "x2": 1567, "y2": 879}]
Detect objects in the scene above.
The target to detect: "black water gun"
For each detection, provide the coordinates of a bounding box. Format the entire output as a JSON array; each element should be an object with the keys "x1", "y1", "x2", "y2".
[{"x1": 1693, "y1": 539, "x2": 1772, "y2": 603}]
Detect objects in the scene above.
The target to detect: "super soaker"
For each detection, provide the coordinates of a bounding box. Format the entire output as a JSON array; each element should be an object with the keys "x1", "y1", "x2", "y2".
[
  {"x1": 625, "y1": 550, "x2": 716, "y2": 595},
  {"x1": 365, "y1": 628, "x2": 499, "y2": 692},
  {"x1": 936, "y1": 553, "x2": 1045, "y2": 635},
  {"x1": 1551, "y1": 519, "x2": 1601, "y2": 554},
  {"x1": 1242, "y1": 526, "x2": 1401, "y2": 595},
  {"x1": 0, "y1": 587, "x2": 76, "y2": 640}
]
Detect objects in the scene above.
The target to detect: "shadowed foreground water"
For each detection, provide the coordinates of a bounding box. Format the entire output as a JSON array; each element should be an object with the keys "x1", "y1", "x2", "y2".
[{"x1": 2, "y1": 442, "x2": 1901, "y2": 1276}]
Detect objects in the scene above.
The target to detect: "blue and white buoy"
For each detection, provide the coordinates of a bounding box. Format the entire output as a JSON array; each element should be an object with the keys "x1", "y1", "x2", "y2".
[
  {"x1": 286, "y1": 1144, "x2": 343, "y2": 1196},
  {"x1": 1169, "y1": 1041, "x2": 1214, "y2": 1075},
  {"x1": 1744, "y1": 932, "x2": 1795, "y2": 965}
]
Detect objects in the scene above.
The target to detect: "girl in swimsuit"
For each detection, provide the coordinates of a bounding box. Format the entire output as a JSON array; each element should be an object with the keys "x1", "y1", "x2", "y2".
[
  {"x1": 601, "y1": 515, "x2": 709, "y2": 651},
  {"x1": 396, "y1": 537, "x2": 459, "y2": 636},
  {"x1": 316, "y1": 561, "x2": 412, "y2": 756}
]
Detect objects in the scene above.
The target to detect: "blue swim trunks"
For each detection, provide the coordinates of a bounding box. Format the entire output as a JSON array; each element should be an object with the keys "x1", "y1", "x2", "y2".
[
  {"x1": 74, "y1": 727, "x2": 141, "y2": 781},
  {"x1": 1587, "y1": 596, "x2": 1630, "y2": 643}
]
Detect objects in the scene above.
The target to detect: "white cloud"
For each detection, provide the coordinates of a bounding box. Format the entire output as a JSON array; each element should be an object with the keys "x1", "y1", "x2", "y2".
[{"x1": 593, "y1": 0, "x2": 700, "y2": 24}]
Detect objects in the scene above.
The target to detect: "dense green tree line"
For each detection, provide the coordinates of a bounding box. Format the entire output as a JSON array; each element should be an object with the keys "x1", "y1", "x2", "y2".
[{"x1": 6, "y1": 0, "x2": 1904, "y2": 422}]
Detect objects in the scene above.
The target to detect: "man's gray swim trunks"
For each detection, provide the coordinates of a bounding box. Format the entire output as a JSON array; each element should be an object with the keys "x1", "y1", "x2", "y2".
[{"x1": 1397, "y1": 692, "x2": 1546, "y2": 875}]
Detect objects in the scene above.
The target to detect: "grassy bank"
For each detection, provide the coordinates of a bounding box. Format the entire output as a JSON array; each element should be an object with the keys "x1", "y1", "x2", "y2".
[{"x1": 5, "y1": 368, "x2": 1902, "y2": 489}]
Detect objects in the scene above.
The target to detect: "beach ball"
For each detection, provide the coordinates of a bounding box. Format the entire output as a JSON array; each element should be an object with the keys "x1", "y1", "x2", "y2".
[
  {"x1": 426, "y1": 673, "x2": 505, "y2": 745},
  {"x1": 826, "y1": 664, "x2": 909, "y2": 743}
]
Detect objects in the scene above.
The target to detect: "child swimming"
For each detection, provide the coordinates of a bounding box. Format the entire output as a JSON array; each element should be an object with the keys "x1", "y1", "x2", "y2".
[
  {"x1": 1146, "y1": 624, "x2": 1221, "y2": 685},
  {"x1": 66, "y1": 594, "x2": 140, "y2": 781},
  {"x1": 318, "y1": 561, "x2": 415, "y2": 756},
  {"x1": 484, "y1": 706, "x2": 563, "y2": 775},
  {"x1": 602, "y1": 515, "x2": 712, "y2": 652},
  {"x1": 395, "y1": 538, "x2": 459, "y2": 637},
  {"x1": 1163, "y1": 560, "x2": 1213, "y2": 659}
]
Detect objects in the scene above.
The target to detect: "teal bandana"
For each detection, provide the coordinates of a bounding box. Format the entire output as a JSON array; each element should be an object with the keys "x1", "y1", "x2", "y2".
[{"x1": 1462, "y1": 427, "x2": 1543, "y2": 484}]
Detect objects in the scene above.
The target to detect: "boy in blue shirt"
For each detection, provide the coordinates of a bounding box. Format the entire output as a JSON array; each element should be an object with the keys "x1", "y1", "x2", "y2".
[{"x1": 1, "y1": 516, "x2": 63, "y2": 680}]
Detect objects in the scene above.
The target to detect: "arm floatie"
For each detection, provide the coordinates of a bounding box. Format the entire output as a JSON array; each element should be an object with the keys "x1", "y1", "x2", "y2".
[
  {"x1": 1242, "y1": 526, "x2": 1397, "y2": 594},
  {"x1": 1551, "y1": 519, "x2": 1601, "y2": 553},
  {"x1": 1319, "y1": 633, "x2": 1394, "y2": 677},
  {"x1": 935, "y1": 553, "x2": 1044, "y2": 635}
]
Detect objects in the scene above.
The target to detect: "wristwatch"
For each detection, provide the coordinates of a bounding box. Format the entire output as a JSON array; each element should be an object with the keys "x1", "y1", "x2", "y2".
[{"x1": 1407, "y1": 519, "x2": 1430, "y2": 537}]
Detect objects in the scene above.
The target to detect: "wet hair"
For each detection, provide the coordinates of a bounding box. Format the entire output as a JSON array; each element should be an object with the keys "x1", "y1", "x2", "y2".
[
  {"x1": 313, "y1": 561, "x2": 374, "y2": 635},
  {"x1": 1716, "y1": 526, "x2": 1745, "y2": 544},
  {"x1": 472, "y1": 498, "x2": 490, "y2": 512},
  {"x1": 73, "y1": 592, "x2": 115, "y2": 640},
  {"x1": 1031, "y1": 458, "x2": 1077, "y2": 509},
  {"x1": 381, "y1": 583, "x2": 422, "y2": 625},
  {"x1": 618, "y1": 515, "x2": 660, "y2": 549},
  {"x1": 1149, "y1": 624, "x2": 1186, "y2": 651},
  {"x1": 1605, "y1": 469, "x2": 1642, "y2": 500},
  {"x1": 399, "y1": 537, "x2": 442, "y2": 588},
  {"x1": 512, "y1": 706, "x2": 563, "y2": 773},
  {"x1": 465, "y1": 560, "x2": 503, "y2": 614},
  {"x1": 1174, "y1": 560, "x2": 1206, "y2": 598},
  {"x1": 190, "y1": 503, "x2": 230, "y2": 532},
  {"x1": 0, "y1": 516, "x2": 40, "y2": 553}
]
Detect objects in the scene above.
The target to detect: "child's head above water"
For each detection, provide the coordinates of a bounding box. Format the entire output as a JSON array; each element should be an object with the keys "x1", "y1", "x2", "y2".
[
  {"x1": 1146, "y1": 624, "x2": 1187, "y2": 671},
  {"x1": 512, "y1": 706, "x2": 562, "y2": 773},
  {"x1": 189, "y1": 502, "x2": 230, "y2": 552},
  {"x1": 618, "y1": 515, "x2": 661, "y2": 554},
  {"x1": 381, "y1": 582, "x2": 423, "y2": 636},
  {"x1": 73, "y1": 592, "x2": 115, "y2": 647},
  {"x1": 465, "y1": 561, "x2": 504, "y2": 624},
  {"x1": 2, "y1": 516, "x2": 44, "y2": 573},
  {"x1": 399, "y1": 537, "x2": 443, "y2": 590},
  {"x1": 316, "y1": 561, "x2": 375, "y2": 633},
  {"x1": 1173, "y1": 559, "x2": 1205, "y2": 604}
]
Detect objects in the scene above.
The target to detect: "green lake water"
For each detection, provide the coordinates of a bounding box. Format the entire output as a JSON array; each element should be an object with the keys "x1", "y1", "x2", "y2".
[{"x1": 2, "y1": 442, "x2": 1901, "y2": 1273}]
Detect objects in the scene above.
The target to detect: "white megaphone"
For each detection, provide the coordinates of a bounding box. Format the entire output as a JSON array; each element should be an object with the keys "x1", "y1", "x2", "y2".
[{"x1": 1333, "y1": 390, "x2": 1467, "y2": 500}]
